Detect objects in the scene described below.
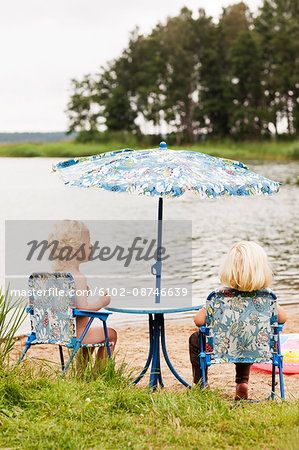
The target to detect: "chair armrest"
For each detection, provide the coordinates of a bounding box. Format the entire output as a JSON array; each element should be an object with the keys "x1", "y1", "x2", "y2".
[
  {"x1": 197, "y1": 325, "x2": 208, "y2": 333},
  {"x1": 26, "y1": 306, "x2": 34, "y2": 315},
  {"x1": 73, "y1": 309, "x2": 111, "y2": 321}
]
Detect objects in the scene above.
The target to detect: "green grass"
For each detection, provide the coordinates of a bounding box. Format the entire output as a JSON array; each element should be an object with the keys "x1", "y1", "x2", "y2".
[
  {"x1": 0, "y1": 139, "x2": 299, "y2": 160},
  {"x1": 0, "y1": 363, "x2": 298, "y2": 449}
]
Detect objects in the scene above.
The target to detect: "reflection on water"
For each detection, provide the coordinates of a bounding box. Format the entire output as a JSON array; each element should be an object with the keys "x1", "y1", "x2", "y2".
[
  {"x1": 0, "y1": 157, "x2": 298, "y2": 331},
  {"x1": 190, "y1": 161, "x2": 299, "y2": 305}
]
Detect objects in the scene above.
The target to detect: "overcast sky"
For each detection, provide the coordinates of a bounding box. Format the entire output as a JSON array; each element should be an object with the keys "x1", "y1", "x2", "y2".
[{"x1": 0, "y1": 0, "x2": 262, "y2": 132}]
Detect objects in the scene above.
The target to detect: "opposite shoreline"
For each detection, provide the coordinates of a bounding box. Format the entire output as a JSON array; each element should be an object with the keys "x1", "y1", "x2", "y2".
[{"x1": 1, "y1": 139, "x2": 299, "y2": 161}]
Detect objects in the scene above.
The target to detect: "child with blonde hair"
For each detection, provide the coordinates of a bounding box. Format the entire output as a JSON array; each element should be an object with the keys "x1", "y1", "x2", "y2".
[
  {"x1": 48, "y1": 220, "x2": 117, "y2": 366},
  {"x1": 189, "y1": 241, "x2": 286, "y2": 400}
]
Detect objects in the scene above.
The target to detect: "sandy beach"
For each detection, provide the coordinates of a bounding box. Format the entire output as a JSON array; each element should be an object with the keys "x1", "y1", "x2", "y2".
[{"x1": 12, "y1": 307, "x2": 299, "y2": 402}]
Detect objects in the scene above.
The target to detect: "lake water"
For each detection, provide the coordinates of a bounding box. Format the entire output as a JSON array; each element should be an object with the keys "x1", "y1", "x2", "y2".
[{"x1": 0, "y1": 157, "x2": 298, "y2": 333}]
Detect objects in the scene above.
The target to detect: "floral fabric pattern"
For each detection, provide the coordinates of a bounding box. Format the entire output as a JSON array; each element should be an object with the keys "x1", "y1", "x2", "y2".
[
  {"x1": 206, "y1": 289, "x2": 278, "y2": 363},
  {"x1": 53, "y1": 147, "x2": 280, "y2": 199},
  {"x1": 28, "y1": 273, "x2": 76, "y2": 345}
]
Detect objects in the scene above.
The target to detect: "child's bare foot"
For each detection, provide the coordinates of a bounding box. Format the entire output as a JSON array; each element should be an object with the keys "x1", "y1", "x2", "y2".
[{"x1": 235, "y1": 383, "x2": 248, "y2": 401}]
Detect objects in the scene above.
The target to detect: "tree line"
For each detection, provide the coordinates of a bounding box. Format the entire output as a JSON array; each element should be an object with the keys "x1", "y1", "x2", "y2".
[{"x1": 66, "y1": 1, "x2": 299, "y2": 143}]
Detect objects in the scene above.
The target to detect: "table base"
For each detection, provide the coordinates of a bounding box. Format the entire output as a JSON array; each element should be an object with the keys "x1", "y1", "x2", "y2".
[{"x1": 131, "y1": 313, "x2": 191, "y2": 392}]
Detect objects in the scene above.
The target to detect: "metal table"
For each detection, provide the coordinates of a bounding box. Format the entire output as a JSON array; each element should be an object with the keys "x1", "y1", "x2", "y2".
[{"x1": 106, "y1": 305, "x2": 203, "y2": 391}]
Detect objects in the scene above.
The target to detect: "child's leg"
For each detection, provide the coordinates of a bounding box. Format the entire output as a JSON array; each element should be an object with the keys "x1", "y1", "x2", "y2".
[
  {"x1": 79, "y1": 327, "x2": 117, "y2": 367},
  {"x1": 77, "y1": 347, "x2": 95, "y2": 370},
  {"x1": 189, "y1": 331, "x2": 207, "y2": 384},
  {"x1": 234, "y1": 363, "x2": 251, "y2": 400}
]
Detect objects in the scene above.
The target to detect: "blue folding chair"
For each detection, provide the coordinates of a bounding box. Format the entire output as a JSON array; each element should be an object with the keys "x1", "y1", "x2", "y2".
[
  {"x1": 197, "y1": 289, "x2": 284, "y2": 400},
  {"x1": 17, "y1": 272, "x2": 112, "y2": 375}
]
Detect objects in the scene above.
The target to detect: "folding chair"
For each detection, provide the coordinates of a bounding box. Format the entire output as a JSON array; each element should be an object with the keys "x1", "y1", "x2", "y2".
[
  {"x1": 17, "y1": 272, "x2": 113, "y2": 375},
  {"x1": 197, "y1": 289, "x2": 284, "y2": 400}
]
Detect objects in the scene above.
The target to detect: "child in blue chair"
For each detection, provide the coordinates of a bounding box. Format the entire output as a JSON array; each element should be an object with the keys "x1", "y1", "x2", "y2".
[
  {"x1": 189, "y1": 241, "x2": 287, "y2": 400},
  {"x1": 49, "y1": 220, "x2": 117, "y2": 365}
]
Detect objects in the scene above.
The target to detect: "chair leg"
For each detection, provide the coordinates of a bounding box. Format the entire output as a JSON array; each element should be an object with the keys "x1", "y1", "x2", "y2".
[
  {"x1": 59, "y1": 345, "x2": 65, "y2": 371},
  {"x1": 278, "y1": 363, "x2": 284, "y2": 400},
  {"x1": 61, "y1": 347, "x2": 78, "y2": 376},
  {"x1": 198, "y1": 329, "x2": 207, "y2": 388},
  {"x1": 17, "y1": 343, "x2": 31, "y2": 364},
  {"x1": 271, "y1": 361, "x2": 276, "y2": 400},
  {"x1": 276, "y1": 329, "x2": 285, "y2": 400},
  {"x1": 200, "y1": 361, "x2": 206, "y2": 387},
  {"x1": 102, "y1": 321, "x2": 111, "y2": 359},
  {"x1": 276, "y1": 349, "x2": 285, "y2": 400},
  {"x1": 17, "y1": 333, "x2": 37, "y2": 365}
]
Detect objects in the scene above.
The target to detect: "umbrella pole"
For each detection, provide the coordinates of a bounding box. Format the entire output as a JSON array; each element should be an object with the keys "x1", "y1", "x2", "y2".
[{"x1": 154, "y1": 197, "x2": 163, "y2": 304}]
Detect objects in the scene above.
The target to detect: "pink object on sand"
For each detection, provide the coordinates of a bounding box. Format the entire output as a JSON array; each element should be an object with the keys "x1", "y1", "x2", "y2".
[{"x1": 252, "y1": 334, "x2": 299, "y2": 375}]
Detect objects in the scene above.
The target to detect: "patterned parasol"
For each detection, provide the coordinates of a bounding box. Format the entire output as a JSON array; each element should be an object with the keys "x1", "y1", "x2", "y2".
[
  {"x1": 54, "y1": 142, "x2": 280, "y2": 199},
  {"x1": 54, "y1": 142, "x2": 280, "y2": 303}
]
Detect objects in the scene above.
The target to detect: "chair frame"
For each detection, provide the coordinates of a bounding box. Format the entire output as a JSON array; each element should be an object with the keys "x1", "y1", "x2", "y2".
[
  {"x1": 17, "y1": 273, "x2": 112, "y2": 375},
  {"x1": 196, "y1": 295, "x2": 285, "y2": 400}
]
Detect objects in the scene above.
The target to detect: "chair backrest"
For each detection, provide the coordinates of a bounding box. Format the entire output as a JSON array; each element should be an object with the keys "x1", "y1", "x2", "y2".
[
  {"x1": 206, "y1": 289, "x2": 278, "y2": 363},
  {"x1": 28, "y1": 272, "x2": 76, "y2": 345}
]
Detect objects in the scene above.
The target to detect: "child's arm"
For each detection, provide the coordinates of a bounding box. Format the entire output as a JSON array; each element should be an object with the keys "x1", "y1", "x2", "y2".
[
  {"x1": 74, "y1": 275, "x2": 111, "y2": 311},
  {"x1": 278, "y1": 305, "x2": 287, "y2": 324},
  {"x1": 194, "y1": 307, "x2": 206, "y2": 326}
]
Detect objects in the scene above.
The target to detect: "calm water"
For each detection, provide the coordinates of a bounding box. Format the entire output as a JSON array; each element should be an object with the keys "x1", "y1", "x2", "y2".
[{"x1": 0, "y1": 157, "x2": 298, "y2": 332}]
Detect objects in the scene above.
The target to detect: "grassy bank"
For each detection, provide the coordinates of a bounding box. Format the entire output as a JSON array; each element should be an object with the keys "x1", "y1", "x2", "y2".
[
  {"x1": 0, "y1": 139, "x2": 299, "y2": 160},
  {"x1": 0, "y1": 364, "x2": 298, "y2": 449}
]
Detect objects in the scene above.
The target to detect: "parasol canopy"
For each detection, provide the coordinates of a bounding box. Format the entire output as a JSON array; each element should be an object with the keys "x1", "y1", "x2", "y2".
[
  {"x1": 53, "y1": 142, "x2": 280, "y2": 304},
  {"x1": 53, "y1": 142, "x2": 280, "y2": 199}
]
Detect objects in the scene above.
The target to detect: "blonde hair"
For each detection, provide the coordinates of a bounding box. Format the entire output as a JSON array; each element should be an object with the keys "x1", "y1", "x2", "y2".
[
  {"x1": 48, "y1": 220, "x2": 89, "y2": 270},
  {"x1": 219, "y1": 241, "x2": 272, "y2": 292}
]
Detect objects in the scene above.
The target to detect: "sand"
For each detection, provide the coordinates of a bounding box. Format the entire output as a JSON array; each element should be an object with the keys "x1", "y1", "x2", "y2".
[{"x1": 12, "y1": 307, "x2": 299, "y2": 402}]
